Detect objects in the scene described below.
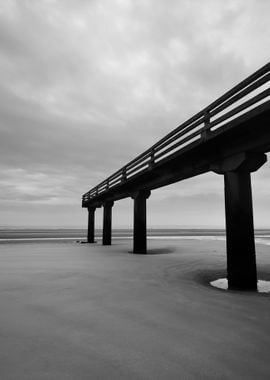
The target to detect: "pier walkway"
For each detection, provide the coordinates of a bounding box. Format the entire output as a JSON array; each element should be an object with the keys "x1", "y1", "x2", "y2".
[{"x1": 82, "y1": 63, "x2": 270, "y2": 290}]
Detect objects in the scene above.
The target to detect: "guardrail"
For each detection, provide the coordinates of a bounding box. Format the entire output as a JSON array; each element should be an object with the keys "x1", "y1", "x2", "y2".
[{"x1": 82, "y1": 62, "x2": 270, "y2": 203}]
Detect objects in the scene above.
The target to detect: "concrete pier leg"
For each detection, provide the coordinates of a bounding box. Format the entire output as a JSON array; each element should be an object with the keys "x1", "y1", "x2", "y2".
[
  {"x1": 132, "y1": 190, "x2": 151, "y2": 254},
  {"x1": 102, "y1": 201, "x2": 114, "y2": 245},
  {"x1": 212, "y1": 152, "x2": 267, "y2": 290},
  {"x1": 224, "y1": 170, "x2": 257, "y2": 290},
  {"x1": 87, "y1": 207, "x2": 96, "y2": 243}
]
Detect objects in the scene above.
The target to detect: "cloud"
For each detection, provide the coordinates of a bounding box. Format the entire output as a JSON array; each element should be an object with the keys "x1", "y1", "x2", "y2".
[{"x1": 0, "y1": 0, "x2": 269, "y2": 226}]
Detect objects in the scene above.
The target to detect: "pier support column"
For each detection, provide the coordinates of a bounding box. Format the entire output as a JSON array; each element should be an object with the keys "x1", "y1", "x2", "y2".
[
  {"x1": 87, "y1": 207, "x2": 96, "y2": 243},
  {"x1": 212, "y1": 153, "x2": 267, "y2": 290},
  {"x1": 132, "y1": 190, "x2": 151, "y2": 254},
  {"x1": 102, "y1": 201, "x2": 114, "y2": 245}
]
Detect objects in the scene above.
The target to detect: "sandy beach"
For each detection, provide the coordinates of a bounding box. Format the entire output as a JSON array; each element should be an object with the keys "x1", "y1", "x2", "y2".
[{"x1": 0, "y1": 238, "x2": 270, "y2": 379}]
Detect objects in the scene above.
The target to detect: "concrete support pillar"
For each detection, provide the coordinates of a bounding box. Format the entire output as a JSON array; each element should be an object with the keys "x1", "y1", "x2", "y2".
[
  {"x1": 224, "y1": 170, "x2": 257, "y2": 290},
  {"x1": 87, "y1": 207, "x2": 96, "y2": 243},
  {"x1": 132, "y1": 190, "x2": 151, "y2": 254},
  {"x1": 102, "y1": 201, "x2": 114, "y2": 245},
  {"x1": 212, "y1": 152, "x2": 267, "y2": 290}
]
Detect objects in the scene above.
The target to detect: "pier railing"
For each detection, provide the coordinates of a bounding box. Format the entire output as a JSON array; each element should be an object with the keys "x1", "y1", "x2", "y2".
[{"x1": 82, "y1": 62, "x2": 270, "y2": 203}]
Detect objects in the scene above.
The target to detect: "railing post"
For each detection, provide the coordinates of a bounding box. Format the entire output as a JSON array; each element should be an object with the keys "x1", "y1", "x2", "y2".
[
  {"x1": 201, "y1": 110, "x2": 211, "y2": 141},
  {"x1": 87, "y1": 207, "x2": 96, "y2": 243},
  {"x1": 132, "y1": 190, "x2": 151, "y2": 254},
  {"x1": 148, "y1": 149, "x2": 155, "y2": 169},
  {"x1": 102, "y1": 201, "x2": 114, "y2": 245},
  {"x1": 212, "y1": 153, "x2": 267, "y2": 290},
  {"x1": 121, "y1": 168, "x2": 127, "y2": 182}
]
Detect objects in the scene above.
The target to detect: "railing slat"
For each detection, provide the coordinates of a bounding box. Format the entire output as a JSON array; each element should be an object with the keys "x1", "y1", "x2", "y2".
[
  {"x1": 209, "y1": 72, "x2": 270, "y2": 118},
  {"x1": 210, "y1": 89, "x2": 270, "y2": 129},
  {"x1": 127, "y1": 160, "x2": 150, "y2": 177},
  {"x1": 155, "y1": 116, "x2": 205, "y2": 153},
  {"x1": 154, "y1": 129, "x2": 202, "y2": 161}
]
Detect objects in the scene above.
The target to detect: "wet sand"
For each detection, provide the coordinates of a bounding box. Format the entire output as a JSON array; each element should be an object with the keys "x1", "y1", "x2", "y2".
[{"x1": 0, "y1": 238, "x2": 269, "y2": 379}]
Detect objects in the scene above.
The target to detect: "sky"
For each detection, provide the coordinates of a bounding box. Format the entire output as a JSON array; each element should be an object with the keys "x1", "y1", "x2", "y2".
[{"x1": 0, "y1": 0, "x2": 269, "y2": 228}]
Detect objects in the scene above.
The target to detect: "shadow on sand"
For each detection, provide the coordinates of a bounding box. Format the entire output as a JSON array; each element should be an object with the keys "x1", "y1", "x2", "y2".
[
  {"x1": 126, "y1": 247, "x2": 175, "y2": 255},
  {"x1": 146, "y1": 247, "x2": 175, "y2": 255}
]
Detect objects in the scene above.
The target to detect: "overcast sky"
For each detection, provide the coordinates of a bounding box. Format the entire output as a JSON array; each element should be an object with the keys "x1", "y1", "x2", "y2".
[{"x1": 0, "y1": 0, "x2": 269, "y2": 228}]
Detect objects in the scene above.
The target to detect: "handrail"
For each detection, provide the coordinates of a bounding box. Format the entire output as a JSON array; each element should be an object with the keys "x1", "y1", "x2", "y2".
[{"x1": 82, "y1": 62, "x2": 270, "y2": 203}]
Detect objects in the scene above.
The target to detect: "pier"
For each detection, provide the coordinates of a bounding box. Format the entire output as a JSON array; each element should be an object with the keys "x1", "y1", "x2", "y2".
[{"x1": 82, "y1": 63, "x2": 270, "y2": 291}]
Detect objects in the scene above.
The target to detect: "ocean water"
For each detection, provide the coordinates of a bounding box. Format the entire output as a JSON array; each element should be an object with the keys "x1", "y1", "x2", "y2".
[{"x1": 1, "y1": 228, "x2": 270, "y2": 246}]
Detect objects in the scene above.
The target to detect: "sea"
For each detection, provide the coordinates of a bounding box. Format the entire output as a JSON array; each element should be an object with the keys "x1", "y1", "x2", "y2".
[{"x1": 1, "y1": 228, "x2": 270, "y2": 246}]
